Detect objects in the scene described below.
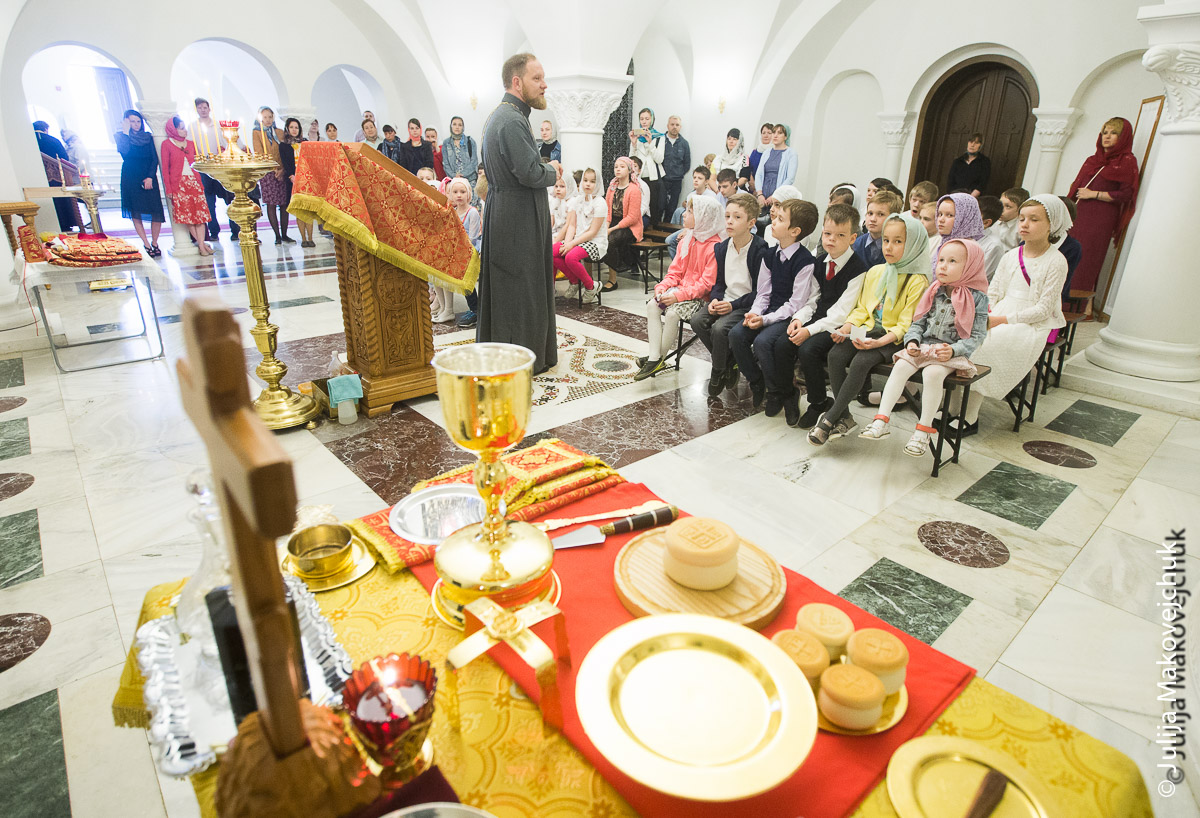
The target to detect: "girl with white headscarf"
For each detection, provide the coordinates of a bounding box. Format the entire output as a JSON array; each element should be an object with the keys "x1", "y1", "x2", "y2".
[
  {"x1": 548, "y1": 170, "x2": 577, "y2": 241},
  {"x1": 954, "y1": 194, "x2": 1070, "y2": 435},
  {"x1": 635, "y1": 196, "x2": 724, "y2": 380}
]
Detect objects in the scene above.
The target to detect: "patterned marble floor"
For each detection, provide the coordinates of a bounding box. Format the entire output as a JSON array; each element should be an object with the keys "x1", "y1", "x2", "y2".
[{"x1": 0, "y1": 228, "x2": 1196, "y2": 817}]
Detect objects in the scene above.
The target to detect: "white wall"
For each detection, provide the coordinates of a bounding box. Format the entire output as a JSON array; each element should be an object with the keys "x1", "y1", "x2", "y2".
[
  {"x1": 170, "y1": 40, "x2": 281, "y2": 126},
  {"x1": 810, "y1": 72, "x2": 884, "y2": 203}
]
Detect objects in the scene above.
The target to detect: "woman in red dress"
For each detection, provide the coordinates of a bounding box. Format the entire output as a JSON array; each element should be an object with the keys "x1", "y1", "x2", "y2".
[
  {"x1": 161, "y1": 116, "x2": 214, "y2": 255},
  {"x1": 1067, "y1": 117, "x2": 1139, "y2": 293}
]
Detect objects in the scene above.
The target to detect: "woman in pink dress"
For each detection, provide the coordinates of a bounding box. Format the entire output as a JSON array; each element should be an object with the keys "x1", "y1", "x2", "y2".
[
  {"x1": 161, "y1": 116, "x2": 213, "y2": 255},
  {"x1": 1067, "y1": 117, "x2": 1139, "y2": 293}
]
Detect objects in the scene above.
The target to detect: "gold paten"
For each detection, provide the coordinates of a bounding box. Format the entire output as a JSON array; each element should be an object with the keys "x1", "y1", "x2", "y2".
[
  {"x1": 887, "y1": 736, "x2": 1053, "y2": 818},
  {"x1": 575, "y1": 613, "x2": 817, "y2": 802},
  {"x1": 430, "y1": 344, "x2": 555, "y2": 627},
  {"x1": 193, "y1": 134, "x2": 320, "y2": 431}
]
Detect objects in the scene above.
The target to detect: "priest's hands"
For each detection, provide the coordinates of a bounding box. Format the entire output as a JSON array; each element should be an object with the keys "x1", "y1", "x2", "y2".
[{"x1": 549, "y1": 160, "x2": 563, "y2": 180}]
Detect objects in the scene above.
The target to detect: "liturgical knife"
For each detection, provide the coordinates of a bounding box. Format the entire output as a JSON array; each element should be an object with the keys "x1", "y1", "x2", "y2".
[{"x1": 551, "y1": 504, "x2": 679, "y2": 549}]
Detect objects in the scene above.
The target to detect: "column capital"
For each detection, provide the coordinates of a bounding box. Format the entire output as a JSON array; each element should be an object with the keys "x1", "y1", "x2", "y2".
[
  {"x1": 1143, "y1": 44, "x2": 1200, "y2": 126},
  {"x1": 1031, "y1": 107, "x2": 1081, "y2": 150},
  {"x1": 138, "y1": 100, "x2": 181, "y2": 136},
  {"x1": 545, "y1": 73, "x2": 632, "y2": 133},
  {"x1": 876, "y1": 112, "x2": 915, "y2": 147}
]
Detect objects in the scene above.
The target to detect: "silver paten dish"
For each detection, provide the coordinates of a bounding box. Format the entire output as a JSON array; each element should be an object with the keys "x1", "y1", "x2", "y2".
[
  {"x1": 135, "y1": 574, "x2": 353, "y2": 777},
  {"x1": 388, "y1": 484, "x2": 487, "y2": 544}
]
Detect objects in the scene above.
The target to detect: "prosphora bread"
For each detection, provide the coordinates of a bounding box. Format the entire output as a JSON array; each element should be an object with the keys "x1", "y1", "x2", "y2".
[
  {"x1": 846, "y1": 627, "x2": 910, "y2": 695},
  {"x1": 662, "y1": 517, "x2": 740, "y2": 591},
  {"x1": 817, "y1": 663, "x2": 885, "y2": 731},
  {"x1": 771, "y1": 629, "x2": 830, "y2": 690},
  {"x1": 794, "y1": 603, "x2": 855, "y2": 661}
]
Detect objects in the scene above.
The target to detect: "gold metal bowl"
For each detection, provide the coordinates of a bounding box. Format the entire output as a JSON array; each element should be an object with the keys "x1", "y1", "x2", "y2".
[{"x1": 287, "y1": 524, "x2": 355, "y2": 578}]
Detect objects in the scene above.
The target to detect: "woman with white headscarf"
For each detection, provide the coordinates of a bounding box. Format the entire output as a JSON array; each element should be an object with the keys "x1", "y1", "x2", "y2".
[
  {"x1": 635, "y1": 195, "x2": 724, "y2": 380},
  {"x1": 713, "y1": 128, "x2": 747, "y2": 176},
  {"x1": 954, "y1": 194, "x2": 1070, "y2": 435}
]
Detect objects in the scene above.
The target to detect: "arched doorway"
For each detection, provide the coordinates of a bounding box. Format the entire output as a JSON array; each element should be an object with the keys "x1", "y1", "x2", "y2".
[
  {"x1": 311, "y1": 65, "x2": 385, "y2": 139},
  {"x1": 910, "y1": 57, "x2": 1038, "y2": 196},
  {"x1": 171, "y1": 39, "x2": 283, "y2": 125}
]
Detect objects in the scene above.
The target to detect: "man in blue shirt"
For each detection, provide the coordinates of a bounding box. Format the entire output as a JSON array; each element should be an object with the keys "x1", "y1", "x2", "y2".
[{"x1": 659, "y1": 115, "x2": 691, "y2": 225}]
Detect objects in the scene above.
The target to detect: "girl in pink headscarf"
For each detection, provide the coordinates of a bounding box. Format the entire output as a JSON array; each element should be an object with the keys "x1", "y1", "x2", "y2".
[
  {"x1": 160, "y1": 115, "x2": 213, "y2": 255},
  {"x1": 860, "y1": 238, "x2": 989, "y2": 456}
]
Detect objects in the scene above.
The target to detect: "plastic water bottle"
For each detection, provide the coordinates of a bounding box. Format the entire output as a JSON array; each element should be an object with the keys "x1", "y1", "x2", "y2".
[{"x1": 337, "y1": 399, "x2": 357, "y2": 425}]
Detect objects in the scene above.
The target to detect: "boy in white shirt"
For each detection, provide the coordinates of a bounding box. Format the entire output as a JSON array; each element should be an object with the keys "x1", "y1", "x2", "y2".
[
  {"x1": 976, "y1": 195, "x2": 1008, "y2": 279},
  {"x1": 691, "y1": 193, "x2": 770, "y2": 395}
]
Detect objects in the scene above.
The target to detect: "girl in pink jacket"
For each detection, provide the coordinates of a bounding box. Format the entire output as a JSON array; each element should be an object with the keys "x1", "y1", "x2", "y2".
[{"x1": 635, "y1": 195, "x2": 723, "y2": 380}]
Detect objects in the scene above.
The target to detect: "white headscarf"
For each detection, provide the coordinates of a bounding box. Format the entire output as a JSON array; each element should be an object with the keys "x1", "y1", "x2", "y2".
[
  {"x1": 447, "y1": 176, "x2": 473, "y2": 198},
  {"x1": 716, "y1": 129, "x2": 746, "y2": 172},
  {"x1": 832, "y1": 183, "x2": 866, "y2": 219},
  {"x1": 691, "y1": 195, "x2": 724, "y2": 242},
  {"x1": 1028, "y1": 194, "x2": 1074, "y2": 248},
  {"x1": 772, "y1": 184, "x2": 802, "y2": 203}
]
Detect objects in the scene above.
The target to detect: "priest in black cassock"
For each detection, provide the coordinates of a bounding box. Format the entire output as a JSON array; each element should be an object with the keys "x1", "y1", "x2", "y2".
[{"x1": 477, "y1": 53, "x2": 562, "y2": 374}]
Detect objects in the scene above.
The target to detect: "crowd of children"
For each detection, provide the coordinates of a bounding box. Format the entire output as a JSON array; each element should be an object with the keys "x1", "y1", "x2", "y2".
[{"x1": 412, "y1": 113, "x2": 1079, "y2": 457}]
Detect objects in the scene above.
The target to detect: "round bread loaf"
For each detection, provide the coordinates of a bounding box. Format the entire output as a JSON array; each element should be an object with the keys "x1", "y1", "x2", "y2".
[
  {"x1": 771, "y1": 629, "x2": 829, "y2": 688},
  {"x1": 817, "y1": 663, "x2": 885, "y2": 730},
  {"x1": 662, "y1": 517, "x2": 740, "y2": 590},
  {"x1": 794, "y1": 603, "x2": 854, "y2": 660},
  {"x1": 847, "y1": 628, "x2": 909, "y2": 695}
]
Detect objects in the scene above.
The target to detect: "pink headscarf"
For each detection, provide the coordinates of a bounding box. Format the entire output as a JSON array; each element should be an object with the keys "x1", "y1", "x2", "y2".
[
  {"x1": 164, "y1": 116, "x2": 189, "y2": 144},
  {"x1": 914, "y1": 238, "x2": 989, "y2": 339},
  {"x1": 608, "y1": 156, "x2": 636, "y2": 193}
]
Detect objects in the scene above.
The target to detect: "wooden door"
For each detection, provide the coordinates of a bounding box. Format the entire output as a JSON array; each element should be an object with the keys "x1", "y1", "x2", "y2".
[
  {"x1": 911, "y1": 61, "x2": 1036, "y2": 197},
  {"x1": 94, "y1": 66, "x2": 132, "y2": 144}
]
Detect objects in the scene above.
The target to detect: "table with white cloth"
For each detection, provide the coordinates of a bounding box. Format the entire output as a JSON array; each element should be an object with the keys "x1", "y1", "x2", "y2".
[{"x1": 20, "y1": 251, "x2": 168, "y2": 372}]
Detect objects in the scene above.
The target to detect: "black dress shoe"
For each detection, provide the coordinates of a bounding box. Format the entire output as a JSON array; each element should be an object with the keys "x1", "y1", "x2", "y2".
[
  {"x1": 764, "y1": 394, "x2": 783, "y2": 417},
  {"x1": 724, "y1": 365, "x2": 740, "y2": 391},
  {"x1": 784, "y1": 399, "x2": 801, "y2": 427},
  {"x1": 798, "y1": 399, "x2": 830, "y2": 429},
  {"x1": 708, "y1": 371, "x2": 725, "y2": 397},
  {"x1": 750, "y1": 383, "x2": 766, "y2": 409}
]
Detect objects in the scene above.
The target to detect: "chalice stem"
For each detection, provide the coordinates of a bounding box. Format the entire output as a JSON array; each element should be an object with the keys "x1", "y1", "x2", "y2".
[{"x1": 475, "y1": 453, "x2": 511, "y2": 582}]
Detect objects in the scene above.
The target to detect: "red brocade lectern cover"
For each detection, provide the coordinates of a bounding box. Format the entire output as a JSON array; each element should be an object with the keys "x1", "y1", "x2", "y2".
[{"x1": 289, "y1": 141, "x2": 478, "y2": 294}]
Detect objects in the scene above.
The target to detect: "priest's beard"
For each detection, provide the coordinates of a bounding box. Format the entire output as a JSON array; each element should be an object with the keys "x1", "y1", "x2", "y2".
[{"x1": 518, "y1": 79, "x2": 547, "y2": 110}]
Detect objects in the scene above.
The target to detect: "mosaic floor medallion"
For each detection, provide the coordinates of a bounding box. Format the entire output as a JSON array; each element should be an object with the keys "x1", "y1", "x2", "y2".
[
  {"x1": 917, "y1": 521, "x2": 1010, "y2": 568},
  {"x1": 0, "y1": 473, "x2": 34, "y2": 501},
  {"x1": 0, "y1": 613, "x2": 51, "y2": 672},
  {"x1": 1022, "y1": 440, "x2": 1098, "y2": 469},
  {"x1": 0, "y1": 398, "x2": 26, "y2": 414}
]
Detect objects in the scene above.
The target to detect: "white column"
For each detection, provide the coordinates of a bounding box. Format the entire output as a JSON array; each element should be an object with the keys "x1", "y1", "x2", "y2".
[
  {"x1": 139, "y1": 100, "x2": 200, "y2": 258},
  {"x1": 1028, "y1": 108, "x2": 1080, "y2": 193},
  {"x1": 876, "y1": 112, "x2": 914, "y2": 184},
  {"x1": 1085, "y1": 5, "x2": 1200, "y2": 382},
  {"x1": 276, "y1": 106, "x2": 319, "y2": 135},
  {"x1": 545, "y1": 73, "x2": 632, "y2": 175}
]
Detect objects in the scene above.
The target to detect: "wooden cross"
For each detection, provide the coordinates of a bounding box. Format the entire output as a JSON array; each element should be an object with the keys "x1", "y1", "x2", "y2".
[{"x1": 177, "y1": 296, "x2": 306, "y2": 758}]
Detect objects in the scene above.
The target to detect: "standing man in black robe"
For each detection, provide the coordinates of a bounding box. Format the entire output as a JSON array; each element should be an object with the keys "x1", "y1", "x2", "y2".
[
  {"x1": 33, "y1": 122, "x2": 78, "y2": 232},
  {"x1": 478, "y1": 53, "x2": 562, "y2": 374}
]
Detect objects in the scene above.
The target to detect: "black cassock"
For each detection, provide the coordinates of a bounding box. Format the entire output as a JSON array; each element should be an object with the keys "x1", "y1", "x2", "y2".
[{"x1": 477, "y1": 93, "x2": 558, "y2": 371}]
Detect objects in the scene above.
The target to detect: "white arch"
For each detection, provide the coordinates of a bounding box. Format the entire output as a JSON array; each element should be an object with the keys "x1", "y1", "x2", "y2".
[
  {"x1": 311, "y1": 64, "x2": 387, "y2": 136},
  {"x1": 902, "y1": 43, "x2": 1039, "y2": 115},
  {"x1": 803, "y1": 69, "x2": 883, "y2": 197},
  {"x1": 1067, "y1": 49, "x2": 1146, "y2": 110},
  {"x1": 170, "y1": 37, "x2": 287, "y2": 123}
]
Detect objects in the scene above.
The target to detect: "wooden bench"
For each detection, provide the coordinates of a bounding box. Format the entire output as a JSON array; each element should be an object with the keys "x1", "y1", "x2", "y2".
[
  {"x1": 867, "y1": 361, "x2": 992, "y2": 477},
  {"x1": 634, "y1": 239, "x2": 669, "y2": 293}
]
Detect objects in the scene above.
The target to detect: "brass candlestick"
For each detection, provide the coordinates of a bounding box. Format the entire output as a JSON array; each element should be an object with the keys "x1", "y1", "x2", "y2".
[{"x1": 193, "y1": 123, "x2": 319, "y2": 431}]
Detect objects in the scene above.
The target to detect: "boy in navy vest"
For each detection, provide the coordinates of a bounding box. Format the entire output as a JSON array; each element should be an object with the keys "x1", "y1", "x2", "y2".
[
  {"x1": 691, "y1": 193, "x2": 770, "y2": 395},
  {"x1": 776, "y1": 203, "x2": 870, "y2": 427},
  {"x1": 728, "y1": 198, "x2": 819, "y2": 410}
]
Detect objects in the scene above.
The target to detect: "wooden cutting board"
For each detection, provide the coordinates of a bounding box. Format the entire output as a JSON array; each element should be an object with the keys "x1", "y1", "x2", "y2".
[{"x1": 613, "y1": 528, "x2": 787, "y2": 630}]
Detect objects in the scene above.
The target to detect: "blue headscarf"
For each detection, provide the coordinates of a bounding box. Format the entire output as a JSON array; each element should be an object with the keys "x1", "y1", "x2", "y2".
[
  {"x1": 874, "y1": 213, "x2": 930, "y2": 308},
  {"x1": 636, "y1": 108, "x2": 664, "y2": 142}
]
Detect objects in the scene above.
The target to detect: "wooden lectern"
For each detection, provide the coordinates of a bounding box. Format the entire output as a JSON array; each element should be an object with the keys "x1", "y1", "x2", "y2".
[{"x1": 332, "y1": 149, "x2": 447, "y2": 417}]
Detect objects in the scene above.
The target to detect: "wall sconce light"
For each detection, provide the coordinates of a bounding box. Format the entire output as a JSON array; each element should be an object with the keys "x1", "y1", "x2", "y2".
[
  {"x1": 470, "y1": 92, "x2": 478, "y2": 111},
  {"x1": 718, "y1": 97, "x2": 726, "y2": 114}
]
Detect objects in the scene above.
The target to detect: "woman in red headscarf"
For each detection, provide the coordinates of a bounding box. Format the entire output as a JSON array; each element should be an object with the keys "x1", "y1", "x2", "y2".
[
  {"x1": 161, "y1": 115, "x2": 214, "y2": 255},
  {"x1": 1067, "y1": 116, "x2": 1139, "y2": 292}
]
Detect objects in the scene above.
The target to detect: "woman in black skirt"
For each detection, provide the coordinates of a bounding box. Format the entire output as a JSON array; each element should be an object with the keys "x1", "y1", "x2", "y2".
[{"x1": 115, "y1": 109, "x2": 165, "y2": 256}]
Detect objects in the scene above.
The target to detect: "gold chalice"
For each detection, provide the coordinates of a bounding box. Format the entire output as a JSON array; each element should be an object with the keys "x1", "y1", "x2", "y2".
[{"x1": 431, "y1": 343, "x2": 556, "y2": 627}]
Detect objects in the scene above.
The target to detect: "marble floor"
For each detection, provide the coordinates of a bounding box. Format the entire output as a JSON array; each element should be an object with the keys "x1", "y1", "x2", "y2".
[{"x1": 0, "y1": 228, "x2": 1195, "y2": 816}]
